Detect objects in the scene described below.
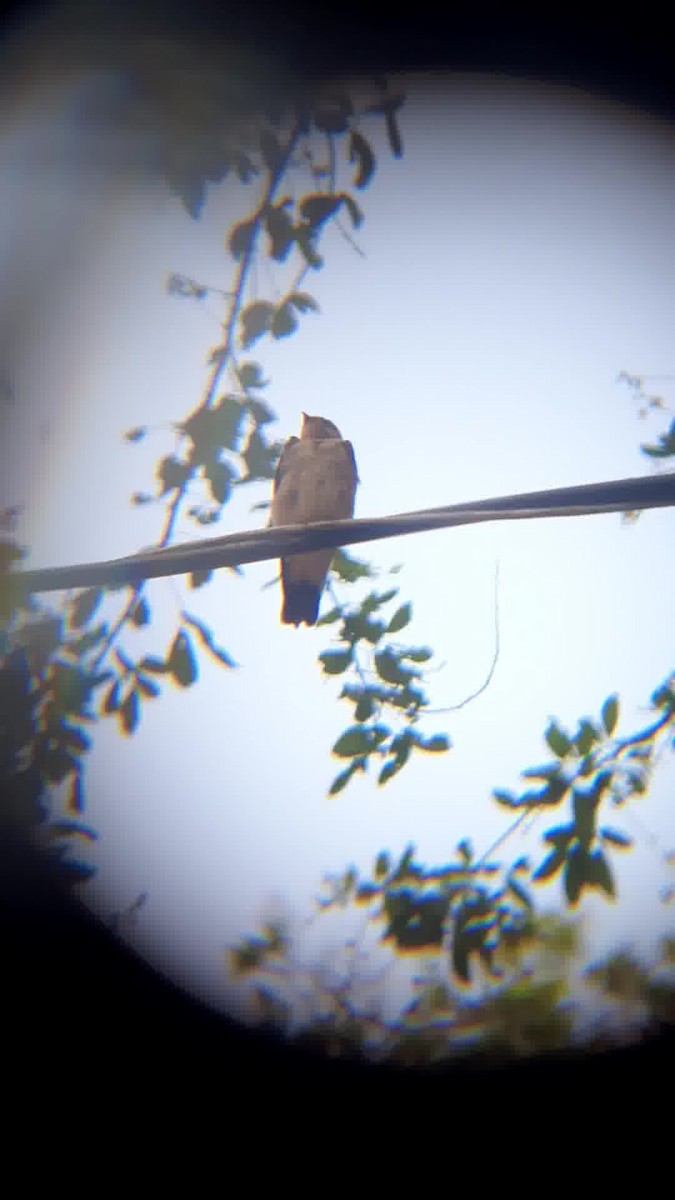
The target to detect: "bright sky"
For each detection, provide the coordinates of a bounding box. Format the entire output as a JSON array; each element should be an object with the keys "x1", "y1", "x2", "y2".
[{"x1": 2, "y1": 70, "x2": 674, "y2": 1020}]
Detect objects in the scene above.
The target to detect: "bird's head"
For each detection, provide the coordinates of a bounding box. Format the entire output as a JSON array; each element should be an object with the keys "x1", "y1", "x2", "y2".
[{"x1": 300, "y1": 413, "x2": 343, "y2": 440}]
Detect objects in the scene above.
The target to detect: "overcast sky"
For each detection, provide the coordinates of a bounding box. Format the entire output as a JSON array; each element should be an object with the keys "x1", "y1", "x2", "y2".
[{"x1": 2, "y1": 68, "x2": 674, "y2": 1021}]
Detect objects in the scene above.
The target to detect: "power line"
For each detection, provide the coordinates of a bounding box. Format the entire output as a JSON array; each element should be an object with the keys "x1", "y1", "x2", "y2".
[{"x1": 8, "y1": 470, "x2": 675, "y2": 597}]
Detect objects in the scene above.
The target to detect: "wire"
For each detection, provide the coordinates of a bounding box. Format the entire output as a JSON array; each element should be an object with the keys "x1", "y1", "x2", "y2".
[{"x1": 8, "y1": 470, "x2": 675, "y2": 597}]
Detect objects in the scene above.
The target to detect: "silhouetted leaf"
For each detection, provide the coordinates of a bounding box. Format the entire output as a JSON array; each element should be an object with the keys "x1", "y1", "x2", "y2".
[
  {"x1": 272, "y1": 302, "x2": 298, "y2": 339},
  {"x1": 511, "y1": 857, "x2": 530, "y2": 873},
  {"x1": 136, "y1": 675, "x2": 160, "y2": 698},
  {"x1": 651, "y1": 680, "x2": 675, "y2": 711},
  {"x1": 176, "y1": 176, "x2": 206, "y2": 220},
  {"x1": 182, "y1": 611, "x2": 236, "y2": 669},
  {"x1": 330, "y1": 549, "x2": 373, "y2": 582},
  {"x1": 452, "y1": 932, "x2": 471, "y2": 983},
  {"x1": 641, "y1": 419, "x2": 675, "y2": 458},
  {"x1": 240, "y1": 301, "x2": 275, "y2": 348},
  {"x1": 237, "y1": 361, "x2": 269, "y2": 391},
  {"x1": 563, "y1": 845, "x2": 587, "y2": 906},
  {"x1": 378, "y1": 759, "x2": 402, "y2": 786},
  {"x1": 601, "y1": 694, "x2": 619, "y2": 736},
  {"x1": 360, "y1": 589, "x2": 398, "y2": 614},
  {"x1": 131, "y1": 597, "x2": 149, "y2": 627},
  {"x1": 316, "y1": 606, "x2": 342, "y2": 626},
  {"x1": 387, "y1": 603, "x2": 412, "y2": 633},
  {"x1": 588, "y1": 849, "x2": 615, "y2": 898},
  {"x1": 341, "y1": 194, "x2": 363, "y2": 228},
  {"x1": 355, "y1": 882, "x2": 380, "y2": 903},
  {"x1": 575, "y1": 720, "x2": 599, "y2": 756},
  {"x1": 157, "y1": 455, "x2": 192, "y2": 495},
  {"x1": 333, "y1": 726, "x2": 388, "y2": 757},
  {"x1": 533, "y1": 846, "x2": 566, "y2": 883},
  {"x1": 349, "y1": 130, "x2": 375, "y2": 188},
  {"x1": 50, "y1": 661, "x2": 100, "y2": 717},
  {"x1": 294, "y1": 227, "x2": 323, "y2": 269},
  {"x1": 401, "y1": 647, "x2": 433, "y2": 663},
  {"x1": 374, "y1": 649, "x2": 414, "y2": 686},
  {"x1": 341, "y1": 612, "x2": 385, "y2": 645},
  {"x1": 264, "y1": 202, "x2": 295, "y2": 260},
  {"x1": 62, "y1": 722, "x2": 91, "y2": 755},
  {"x1": 183, "y1": 394, "x2": 245, "y2": 455},
  {"x1": 241, "y1": 429, "x2": 280, "y2": 481},
  {"x1": 508, "y1": 878, "x2": 533, "y2": 909},
  {"x1": 205, "y1": 459, "x2": 236, "y2": 505},
  {"x1": 572, "y1": 780, "x2": 606, "y2": 849},
  {"x1": 545, "y1": 722, "x2": 572, "y2": 758},
  {"x1": 138, "y1": 655, "x2": 169, "y2": 674},
  {"x1": 375, "y1": 852, "x2": 390, "y2": 879},
  {"x1": 70, "y1": 588, "x2": 103, "y2": 628},
  {"x1": 190, "y1": 568, "x2": 213, "y2": 589},
  {"x1": 328, "y1": 760, "x2": 364, "y2": 795},
  {"x1": 121, "y1": 689, "x2": 140, "y2": 735},
  {"x1": 169, "y1": 631, "x2": 197, "y2": 688},
  {"x1": 300, "y1": 193, "x2": 342, "y2": 228},
  {"x1": 418, "y1": 734, "x2": 450, "y2": 753},
  {"x1": 69, "y1": 773, "x2": 84, "y2": 814},
  {"x1": 544, "y1": 824, "x2": 575, "y2": 849},
  {"x1": 288, "y1": 291, "x2": 319, "y2": 313},
  {"x1": 492, "y1": 788, "x2": 521, "y2": 808},
  {"x1": 247, "y1": 398, "x2": 275, "y2": 426},
  {"x1": 521, "y1": 762, "x2": 564, "y2": 781},
  {"x1": 599, "y1": 826, "x2": 632, "y2": 849},
  {"x1": 124, "y1": 426, "x2": 147, "y2": 443},
  {"x1": 354, "y1": 693, "x2": 375, "y2": 722},
  {"x1": 229, "y1": 217, "x2": 256, "y2": 260},
  {"x1": 319, "y1": 648, "x2": 353, "y2": 675}
]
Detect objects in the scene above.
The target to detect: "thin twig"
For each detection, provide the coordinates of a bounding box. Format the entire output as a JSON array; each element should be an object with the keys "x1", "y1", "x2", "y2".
[
  {"x1": 474, "y1": 810, "x2": 535, "y2": 872},
  {"x1": 426, "y1": 562, "x2": 500, "y2": 714}
]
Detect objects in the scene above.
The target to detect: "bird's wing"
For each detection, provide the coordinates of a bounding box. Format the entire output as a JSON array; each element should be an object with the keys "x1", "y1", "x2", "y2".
[
  {"x1": 344, "y1": 441, "x2": 360, "y2": 488},
  {"x1": 270, "y1": 436, "x2": 302, "y2": 532},
  {"x1": 271, "y1": 435, "x2": 299, "y2": 505}
]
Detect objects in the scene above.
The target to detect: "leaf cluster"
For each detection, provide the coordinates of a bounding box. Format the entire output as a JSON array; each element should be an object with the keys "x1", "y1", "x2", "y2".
[{"x1": 314, "y1": 559, "x2": 450, "y2": 794}]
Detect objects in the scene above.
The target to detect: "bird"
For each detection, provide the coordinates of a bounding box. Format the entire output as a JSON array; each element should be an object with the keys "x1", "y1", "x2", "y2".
[{"x1": 270, "y1": 413, "x2": 358, "y2": 626}]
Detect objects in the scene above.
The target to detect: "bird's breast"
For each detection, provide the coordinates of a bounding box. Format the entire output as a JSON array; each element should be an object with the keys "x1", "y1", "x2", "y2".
[{"x1": 281, "y1": 442, "x2": 355, "y2": 524}]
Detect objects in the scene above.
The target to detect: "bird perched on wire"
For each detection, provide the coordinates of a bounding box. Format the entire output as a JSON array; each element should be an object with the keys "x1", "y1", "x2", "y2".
[{"x1": 270, "y1": 413, "x2": 358, "y2": 626}]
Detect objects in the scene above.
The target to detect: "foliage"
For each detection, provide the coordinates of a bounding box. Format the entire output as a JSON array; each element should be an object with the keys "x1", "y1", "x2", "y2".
[
  {"x1": 317, "y1": 554, "x2": 450, "y2": 794},
  {"x1": 228, "y1": 675, "x2": 675, "y2": 1060},
  {"x1": 0, "y1": 636, "x2": 97, "y2": 883},
  {"x1": 617, "y1": 371, "x2": 675, "y2": 464},
  {"x1": 229, "y1": 904, "x2": 675, "y2": 1064},
  {"x1": 1, "y1": 79, "x2": 426, "y2": 861}
]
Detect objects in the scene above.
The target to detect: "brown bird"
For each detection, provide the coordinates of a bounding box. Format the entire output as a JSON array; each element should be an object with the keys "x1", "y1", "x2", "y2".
[{"x1": 270, "y1": 413, "x2": 358, "y2": 626}]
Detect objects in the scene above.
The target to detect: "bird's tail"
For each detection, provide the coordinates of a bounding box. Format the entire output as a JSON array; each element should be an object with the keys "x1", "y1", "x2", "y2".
[{"x1": 281, "y1": 582, "x2": 321, "y2": 626}]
